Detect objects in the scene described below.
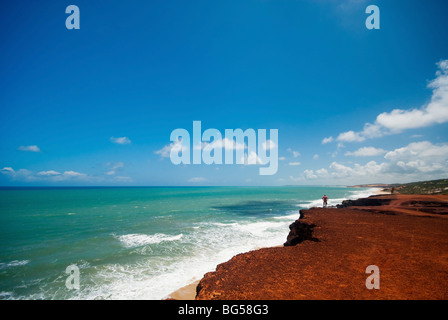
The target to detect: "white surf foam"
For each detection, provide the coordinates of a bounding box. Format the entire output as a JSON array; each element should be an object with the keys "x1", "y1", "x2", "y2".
[
  {"x1": 299, "y1": 188, "x2": 380, "y2": 209},
  {"x1": 0, "y1": 260, "x2": 30, "y2": 270},
  {"x1": 116, "y1": 233, "x2": 183, "y2": 248},
  {"x1": 272, "y1": 211, "x2": 301, "y2": 220},
  {"x1": 233, "y1": 220, "x2": 286, "y2": 237},
  {"x1": 67, "y1": 213, "x2": 297, "y2": 300}
]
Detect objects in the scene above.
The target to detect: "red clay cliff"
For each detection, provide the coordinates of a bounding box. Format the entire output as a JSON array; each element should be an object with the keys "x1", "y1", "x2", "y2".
[{"x1": 195, "y1": 194, "x2": 448, "y2": 300}]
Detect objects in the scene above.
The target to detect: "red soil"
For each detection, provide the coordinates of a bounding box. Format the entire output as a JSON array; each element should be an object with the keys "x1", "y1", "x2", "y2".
[{"x1": 196, "y1": 194, "x2": 448, "y2": 300}]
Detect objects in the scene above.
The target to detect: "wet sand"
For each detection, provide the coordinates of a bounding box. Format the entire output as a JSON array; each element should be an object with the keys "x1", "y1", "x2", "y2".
[{"x1": 165, "y1": 281, "x2": 199, "y2": 300}]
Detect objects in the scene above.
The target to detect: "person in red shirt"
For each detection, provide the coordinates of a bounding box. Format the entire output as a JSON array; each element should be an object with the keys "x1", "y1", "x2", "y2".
[{"x1": 322, "y1": 195, "x2": 328, "y2": 208}]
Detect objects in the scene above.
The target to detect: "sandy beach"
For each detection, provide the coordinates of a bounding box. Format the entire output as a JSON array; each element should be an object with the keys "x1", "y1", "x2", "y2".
[
  {"x1": 372, "y1": 188, "x2": 391, "y2": 195},
  {"x1": 194, "y1": 193, "x2": 448, "y2": 300},
  {"x1": 166, "y1": 281, "x2": 199, "y2": 300}
]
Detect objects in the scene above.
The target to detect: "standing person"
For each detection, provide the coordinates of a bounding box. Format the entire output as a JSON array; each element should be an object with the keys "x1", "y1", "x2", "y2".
[{"x1": 322, "y1": 195, "x2": 328, "y2": 208}]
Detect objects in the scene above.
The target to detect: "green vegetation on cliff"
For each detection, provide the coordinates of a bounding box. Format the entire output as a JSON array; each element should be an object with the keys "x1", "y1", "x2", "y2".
[
  {"x1": 350, "y1": 178, "x2": 448, "y2": 194},
  {"x1": 394, "y1": 178, "x2": 448, "y2": 195}
]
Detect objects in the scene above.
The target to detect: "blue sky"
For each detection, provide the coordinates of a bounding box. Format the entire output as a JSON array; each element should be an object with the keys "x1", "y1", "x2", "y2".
[{"x1": 1, "y1": 0, "x2": 448, "y2": 186}]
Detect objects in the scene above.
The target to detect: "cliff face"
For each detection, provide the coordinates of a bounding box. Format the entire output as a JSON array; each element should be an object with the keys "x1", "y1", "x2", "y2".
[
  {"x1": 196, "y1": 194, "x2": 448, "y2": 300},
  {"x1": 336, "y1": 195, "x2": 392, "y2": 208},
  {"x1": 336, "y1": 194, "x2": 448, "y2": 215},
  {"x1": 283, "y1": 215, "x2": 318, "y2": 246}
]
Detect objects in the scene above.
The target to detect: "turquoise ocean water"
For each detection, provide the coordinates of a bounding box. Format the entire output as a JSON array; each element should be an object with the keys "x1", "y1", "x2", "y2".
[{"x1": 0, "y1": 186, "x2": 376, "y2": 300}]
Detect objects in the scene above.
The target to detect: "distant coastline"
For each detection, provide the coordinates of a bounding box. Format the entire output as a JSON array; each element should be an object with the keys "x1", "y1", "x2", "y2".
[
  {"x1": 348, "y1": 178, "x2": 448, "y2": 195},
  {"x1": 348, "y1": 183, "x2": 393, "y2": 188}
]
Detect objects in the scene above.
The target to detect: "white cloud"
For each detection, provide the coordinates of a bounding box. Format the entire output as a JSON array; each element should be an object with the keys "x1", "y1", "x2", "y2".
[
  {"x1": 262, "y1": 139, "x2": 277, "y2": 151},
  {"x1": 63, "y1": 171, "x2": 85, "y2": 177},
  {"x1": 279, "y1": 156, "x2": 286, "y2": 161},
  {"x1": 384, "y1": 141, "x2": 448, "y2": 174},
  {"x1": 1, "y1": 167, "x2": 90, "y2": 182},
  {"x1": 1, "y1": 166, "x2": 136, "y2": 184},
  {"x1": 155, "y1": 140, "x2": 188, "y2": 158},
  {"x1": 157, "y1": 137, "x2": 270, "y2": 163},
  {"x1": 37, "y1": 170, "x2": 61, "y2": 176},
  {"x1": 322, "y1": 136, "x2": 334, "y2": 144},
  {"x1": 1, "y1": 167, "x2": 15, "y2": 175},
  {"x1": 300, "y1": 140, "x2": 448, "y2": 183},
  {"x1": 301, "y1": 168, "x2": 328, "y2": 180},
  {"x1": 155, "y1": 143, "x2": 173, "y2": 158},
  {"x1": 241, "y1": 151, "x2": 264, "y2": 165},
  {"x1": 304, "y1": 169, "x2": 317, "y2": 180},
  {"x1": 333, "y1": 60, "x2": 448, "y2": 143},
  {"x1": 1, "y1": 167, "x2": 34, "y2": 181},
  {"x1": 337, "y1": 130, "x2": 365, "y2": 142},
  {"x1": 18, "y1": 145, "x2": 40, "y2": 152},
  {"x1": 202, "y1": 137, "x2": 246, "y2": 152},
  {"x1": 375, "y1": 61, "x2": 448, "y2": 132},
  {"x1": 384, "y1": 141, "x2": 448, "y2": 161},
  {"x1": 289, "y1": 162, "x2": 301, "y2": 166},
  {"x1": 287, "y1": 148, "x2": 300, "y2": 158},
  {"x1": 345, "y1": 146, "x2": 387, "y2": 157},
  {"x1": 313, "y1": 154, "x2": 319, "y2": 160},
  {"x1": 188, "y1": 177, "x2": 206, "y2": 183},
  {"x1": 50, "y1": 171, "x2": 89, "y2": 181},
  {"x1": 316, "y1": 168, "x2": 328, "y2": 176},
  {"x1": 106, "y1": 162, "x2": 124, "y2": 175},
  {"x1": 328, "y1": 160, "x2": 387, "y2": 179},
  {"x1": 110, "y1": 136, "x2": 131, "y2": 145}
]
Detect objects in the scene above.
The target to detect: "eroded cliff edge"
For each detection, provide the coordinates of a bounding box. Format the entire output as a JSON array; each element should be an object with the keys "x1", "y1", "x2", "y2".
[{"x1": 196, "y1": 194, "x2": 448, "y2": 300}]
